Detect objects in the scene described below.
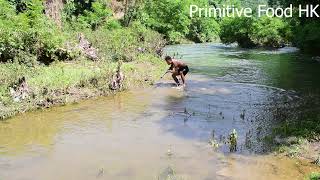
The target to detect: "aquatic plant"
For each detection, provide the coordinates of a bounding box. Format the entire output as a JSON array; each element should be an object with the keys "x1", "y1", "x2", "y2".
[
  {"x1": 209, "y1": 130, "x2": 220, "y2": 150},
  {"x1": 209, "y1": 139, "x2": 220, "y2": 149},
  {"x1": 229, "y1": 129, "x2": 238, "y2": 152},
  {"x1": 157, "y1": 166, "x2": 186, "y2": 180}
]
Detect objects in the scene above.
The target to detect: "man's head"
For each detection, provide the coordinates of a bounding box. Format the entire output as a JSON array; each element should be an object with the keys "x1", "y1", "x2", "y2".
[{"x1": 165, "y1": 56, "x2": 172, "y2": 65}]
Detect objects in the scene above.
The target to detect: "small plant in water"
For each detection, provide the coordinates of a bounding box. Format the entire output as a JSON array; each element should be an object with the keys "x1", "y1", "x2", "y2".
[
  {"x1": 229, "y1": 129, "x2": 238, "y2": 152},
  {"x1": 209, "y1": 139, "x2": 220, "y2": 149},
  {"x1": 209, "y1": 130, "x2": 220, "y2": 149},
  {"x1": 167, "y1": 145, "x2": 173, "y2": 157},
  {"x1": 158, "y1": 166, "x2": 185, "y2": 180}
]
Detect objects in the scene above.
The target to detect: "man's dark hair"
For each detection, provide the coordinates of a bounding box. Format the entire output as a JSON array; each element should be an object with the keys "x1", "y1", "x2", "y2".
[{"x1": 165, "y1": 56, "x2": 172, "y2": 61}]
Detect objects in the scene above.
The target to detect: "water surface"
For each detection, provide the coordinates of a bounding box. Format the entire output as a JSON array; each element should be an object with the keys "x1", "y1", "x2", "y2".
[{"x1": 0, "y1": 43, "x2": 319, "y2": 180}]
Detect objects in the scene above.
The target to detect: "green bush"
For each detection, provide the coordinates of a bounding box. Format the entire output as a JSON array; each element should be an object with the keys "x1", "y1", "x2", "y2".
[
  {"x1": 85, "y1": 21, "x2": 164, "y2": 62},
  {"x1": 188, "y1": 17, "x2": 220, "y2": 43},
  {"x1": 141, "y1": 0, "x2": 190, "y2": 42},
  {"x1": 63, "y1": 0, "x2": 113, "y2": 30},
  {"x1": 294, "y1": 21, "x2": 320, "y2": 55},
  {"x1": 0, "y1": 0, "x2": 65, "y2": 64},
  {"x1": 77, "y1": 1, "x2": 112, "y2": 30},
  {"x1": 307, "y1": 172, "x2": 320, "y2": 180},
  {"x1": 220, "y1": 16, "x2": 256, "y2": 48},
  {"x1": 220, "y1": 16, "x2": 291, "y2": 48},
  {"x1": 251, "y1": 16, "x2": 291, "y2": 47},
  {"x1": 136, "y1": 0, "x2": 220, "y2": 44}
]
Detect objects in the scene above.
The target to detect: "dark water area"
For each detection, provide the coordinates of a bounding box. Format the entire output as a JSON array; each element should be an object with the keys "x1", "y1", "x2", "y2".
[{"x1": 0, "y1": 43, "x2": 319, "y2": 180}]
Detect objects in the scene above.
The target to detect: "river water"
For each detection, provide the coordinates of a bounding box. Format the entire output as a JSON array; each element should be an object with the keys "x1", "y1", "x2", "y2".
[{"x1": 0, "y1": 43, "x2": 319, "y2": 179}]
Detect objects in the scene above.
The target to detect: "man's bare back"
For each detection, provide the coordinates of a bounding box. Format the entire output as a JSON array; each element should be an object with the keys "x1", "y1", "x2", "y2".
[{"x1": 164, "y1": 56, "x2": 189, "y2": 86}]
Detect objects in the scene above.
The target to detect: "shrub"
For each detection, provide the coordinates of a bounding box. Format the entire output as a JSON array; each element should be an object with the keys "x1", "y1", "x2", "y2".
[
  {"x1": 294, "y1": 21, "x2": 320, "y2": 55},
  {"x1": 307, "y1": 172, "x2": 320, "y2": 180},
  {"x1": 251, "y1": 16, "x2": 291, "y2": 48},
  {"x1": 77, "y1": 1, "x2": 112, "y2": 30},
  {"x1": 220, "y1": 16, "x2": 256, "y2": 48},
  {"x1": 188, "y1": 17, "x2": 220, "y2": 43},
  {"x1": 0, "y1": 0, "x2": 65, "y2": 64},
  {"x1": 220, "y1": 16, "x2": 291, "y2": 48},
  {"x1": 85, "y1": 21, "x2": 164, "y2": 62},
  {"x1": 136, "y1": 0, "x2": 220, "y2": 44}
]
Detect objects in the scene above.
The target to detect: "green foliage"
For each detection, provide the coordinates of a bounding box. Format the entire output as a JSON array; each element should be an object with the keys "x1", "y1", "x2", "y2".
[
  {"x1": 294, "y1": 22, "x2": 320, "y2": 55},
  {"x1": 0, "y1": 0, "x2": 65, "y2": 64},
  {"x1": 220, "y1": 16, "x2": 291, "y2": 48},
  {"x1": 136, "y1": 0, "x2": 220, "y2": 44},
  {"x1": 269, "y1": 0, "x2": 320, "y2": 54},
  {"x1": 140, "y1": 0, "x2": 190, "y2": 44},
  {"x1": 251, "y1": 16, "x2": 291, "y2": 47},
  {"x1": 63, "y1": 0, "x2": 96, "y2": 17},
  {"x1": 307, "y1": 172, "x2": 320, "y2": 180},
  {"x1": 85, "y1": 21, "x2": 164, "y2": 62},
  {"x1": 273, "y1": 118, "x2": 320, "y2": 139},
  {"x1": 188, "y1": 17, "x2": 220, "y2": 43},
  {"x1": 220, "y1": 16, "x2": 256, "y2": 48},
  {"x1": 63, "y1": 0, "x2": 113, "y2": 30},
  {"x1": 76, "y1": 1, "x2": 112, "y2": 29}
]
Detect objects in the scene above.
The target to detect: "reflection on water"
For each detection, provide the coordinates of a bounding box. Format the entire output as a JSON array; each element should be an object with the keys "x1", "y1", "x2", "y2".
[{"x1": 0, "y1": 43, "x2": 320, "y2": 180}]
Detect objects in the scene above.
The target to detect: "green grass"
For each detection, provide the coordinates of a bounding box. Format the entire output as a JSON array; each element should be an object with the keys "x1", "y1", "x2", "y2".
[
  {"x1": 0, "y1": 53, "x2": 165, "y2": 120},
  {"x1": 306, "y1": 172, "x2": 320, "y2": 180},
  {"x1": 0, "y1": 18, "x2": 167, "y2": 120}
]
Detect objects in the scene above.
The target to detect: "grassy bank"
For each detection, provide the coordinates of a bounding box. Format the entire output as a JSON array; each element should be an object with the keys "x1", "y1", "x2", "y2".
[
  {"x1": 0, "y1": 53, "x2": 166, "y2": 120},
  {"x1": 262, "y1": 96, "x2": 320, "y2": 172},
  {"x1": 0, "y1": 0, "x2": 167, "y2": 120},
  {"x1": 0, "y1": 0, "x2": 169, "y2": 120}
]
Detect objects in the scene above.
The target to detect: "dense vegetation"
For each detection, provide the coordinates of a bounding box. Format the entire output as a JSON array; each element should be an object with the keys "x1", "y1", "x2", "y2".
[
  {"x1": 1, "y1": 0, "x2": 320, "y2": 119},
  {"x1": 219, "y1": 0, "x2": 320, "y2": 52},
  {"x1": 0, "y1": 0, "x2": 166, "y2": 119},
  {"x1": 220, "y1": 16, "x2": 291, "y2": 48},
  {"x1": 268, "y1": 0, "x2": 320, "y2": 54},
  {"x1": 122, "y1": 0, "x2": 220, "y2": 44}
]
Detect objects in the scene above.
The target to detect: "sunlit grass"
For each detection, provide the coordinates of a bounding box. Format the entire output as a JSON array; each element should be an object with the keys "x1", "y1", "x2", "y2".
[
  {"x1": 306, "y1": 172, "x2": 320, "y2": 180},
  {"x1": 0, "y1": 53, "x2": 165, "y2": 120}
]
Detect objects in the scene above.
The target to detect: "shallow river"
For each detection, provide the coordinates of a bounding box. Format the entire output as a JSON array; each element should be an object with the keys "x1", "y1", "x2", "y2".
[{"x1": 0, "y1": 43, "x2": 320, "y2": 180}]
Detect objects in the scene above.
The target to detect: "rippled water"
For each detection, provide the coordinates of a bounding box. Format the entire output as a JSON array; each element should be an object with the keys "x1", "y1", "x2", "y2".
[{"x1": 0, "y1": 43, "x2": 319, "y2": 180}]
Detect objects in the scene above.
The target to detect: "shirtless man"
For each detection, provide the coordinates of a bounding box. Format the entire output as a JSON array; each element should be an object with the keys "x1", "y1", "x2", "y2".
[{"x1": 164, "y1": 56, "x2": 189, "y2": 86}]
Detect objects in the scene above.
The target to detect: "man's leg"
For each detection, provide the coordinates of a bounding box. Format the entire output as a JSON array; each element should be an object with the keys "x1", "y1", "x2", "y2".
[
  {"x1": 172, "y1": 72, "x2": 180, "y2": 85},
  {"x1": 183, "y1": 66, "x2": 189, "y2": 76}
]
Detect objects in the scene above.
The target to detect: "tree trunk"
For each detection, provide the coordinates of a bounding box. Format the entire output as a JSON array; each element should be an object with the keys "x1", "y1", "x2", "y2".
[{"x1": 44, "y1": 0, "x2": 64, "y2": 27}]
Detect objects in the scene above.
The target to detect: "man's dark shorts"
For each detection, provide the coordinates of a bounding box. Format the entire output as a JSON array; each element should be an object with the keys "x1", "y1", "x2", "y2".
[{"x1": 178, "y1": 66, "x2": 189, "y2": 76}]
